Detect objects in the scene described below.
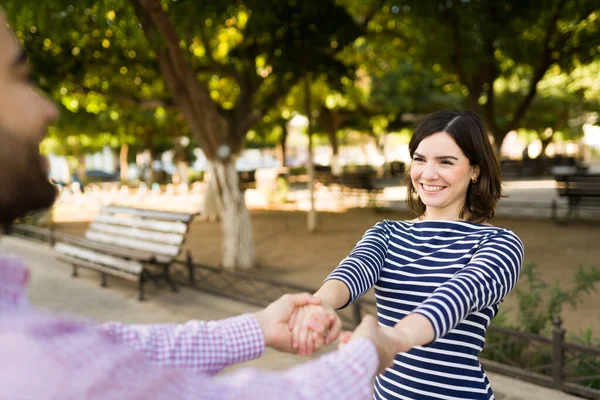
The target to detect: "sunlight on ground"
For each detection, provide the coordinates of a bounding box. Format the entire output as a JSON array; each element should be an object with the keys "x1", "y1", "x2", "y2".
[{"x1": 48, "y1": 179, "x2": 558, "y2": 223}]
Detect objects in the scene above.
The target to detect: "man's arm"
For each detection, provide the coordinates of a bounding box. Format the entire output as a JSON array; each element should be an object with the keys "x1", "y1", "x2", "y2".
[
  {"x1": 102, "y1": 314, "x2": 265, "y2": 376},
  {"x1": 214, "y1": 338, "x2": 378, "y2": 399},
  {"x1": 1, "y1": 319, "x2": 379, "y2": 400},
  {"x1": 101, "y1": 293, "x2": 324, "y2": 375}
]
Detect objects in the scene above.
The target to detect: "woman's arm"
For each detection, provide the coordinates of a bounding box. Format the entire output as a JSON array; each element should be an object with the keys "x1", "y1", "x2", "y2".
[
  {"x1": 389, "y1": 231, "x2": 524, "y2": 350},
  {"x1": 314, "y1": 279, "x2": 351, "y2": 309},
  {"x1": 291, "y1": 221, "x2": 392, "y2": 355}
]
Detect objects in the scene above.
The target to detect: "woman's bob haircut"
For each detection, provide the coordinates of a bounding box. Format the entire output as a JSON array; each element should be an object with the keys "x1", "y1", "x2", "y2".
[{"x1": 406, "y1": 110, "x2": 502, "y2": 223}]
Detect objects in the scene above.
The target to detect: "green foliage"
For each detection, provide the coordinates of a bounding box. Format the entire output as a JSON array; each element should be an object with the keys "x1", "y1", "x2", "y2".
[
  {"x1": 512, "y1": 263, "x2": 600, "y2": 335},
  {"x1": 4, "y1": 0, "x2": 600, "y2": 159},
  {"x1": 481, "y1": 263, "x2": 600, "y2": 389},
  {"x1": 385, "y1": 0, "x2": 600, "y2": 148}
]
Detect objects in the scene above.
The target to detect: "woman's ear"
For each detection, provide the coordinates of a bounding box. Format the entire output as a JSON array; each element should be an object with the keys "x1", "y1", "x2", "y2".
[{"x1": 472, "y1": 165, "x2": 480, "y2": 181}]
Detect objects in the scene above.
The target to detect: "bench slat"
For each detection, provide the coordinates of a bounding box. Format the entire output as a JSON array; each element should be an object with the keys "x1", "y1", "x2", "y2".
[
  {"x1": 94, "y1": 215, "x2": 188, "y2": 234},
  {"x1": 89, "y1": 222, "x2": 184, "y2": 246},
  {"x1": 556, "y1": 175, "x2": 600, "y2": 198},
  {"x1": 101, "y1": 206, "x2": 195, "y2": 222},
  {"x1": 85, "y1": 231, "x2": 180, "y2": 257},
  {"x1": 55, "y1": 243, "x2": 143, "y2": 274},
  {"x1": 57, "y1": 254, "x2": 140, "y2": 282},
  {"x1": 58, "y1": 235, "x2": 171, "y2": 263}
]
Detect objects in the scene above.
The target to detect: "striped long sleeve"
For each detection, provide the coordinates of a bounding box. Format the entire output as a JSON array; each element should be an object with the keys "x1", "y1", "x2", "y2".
[
  {"x1": 413, "y1": 231, "x2": 524, "y2": 340},
  {"x1": 326, "y1": 221, "x2": 390, "y2": 306},
  {"x1": 324, "y1": 219, "x2": 525, "y2": 399}
]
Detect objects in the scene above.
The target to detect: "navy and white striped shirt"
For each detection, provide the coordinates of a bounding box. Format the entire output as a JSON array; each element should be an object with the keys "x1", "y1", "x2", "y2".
[{"x1": 327, "y1": 219, "x2": 524, "y2": 400}]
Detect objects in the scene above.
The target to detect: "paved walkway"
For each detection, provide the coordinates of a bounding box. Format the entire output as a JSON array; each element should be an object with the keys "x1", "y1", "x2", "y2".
[{"x1": 0, "y1": 235, "x2": 584, "y2": 399}]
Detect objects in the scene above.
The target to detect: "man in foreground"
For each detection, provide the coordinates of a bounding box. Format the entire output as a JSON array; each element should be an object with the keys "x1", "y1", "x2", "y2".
[{"x1": 0, "y1": 11, "x2": 401, "y2": 399}]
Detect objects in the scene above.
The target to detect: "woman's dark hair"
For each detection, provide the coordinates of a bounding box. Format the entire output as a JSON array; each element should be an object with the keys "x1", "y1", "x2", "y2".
[{"x1": 405, "y1": 110, "x2": 502, "y2": 223}]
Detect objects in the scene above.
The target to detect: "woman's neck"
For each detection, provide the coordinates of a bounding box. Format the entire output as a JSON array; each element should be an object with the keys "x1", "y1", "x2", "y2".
[{"x1": 421, "y1": 206, "x2": 465, "y2": 221}]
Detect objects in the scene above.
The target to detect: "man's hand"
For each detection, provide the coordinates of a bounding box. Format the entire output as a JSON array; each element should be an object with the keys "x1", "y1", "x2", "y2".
[
  {"x1": 347, "y1": 315, "x2": 411, "y2": 374},
  {"x1": 288, "y1": 302, "x2": 341, "y2": 356},
  {"x1": 252, "y1": 293, "x2": 323, "y2": 353}
]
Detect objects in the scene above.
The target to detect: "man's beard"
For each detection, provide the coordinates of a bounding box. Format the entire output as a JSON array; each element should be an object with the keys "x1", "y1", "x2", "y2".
[{"x1": 0, "y1": 132, "x2": 58, "y2": 226}]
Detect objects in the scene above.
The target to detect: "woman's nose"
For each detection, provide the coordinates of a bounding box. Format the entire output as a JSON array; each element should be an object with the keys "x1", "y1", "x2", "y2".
[{"x1": 421, "y1": 163, "x2": 438, "y2": 180}]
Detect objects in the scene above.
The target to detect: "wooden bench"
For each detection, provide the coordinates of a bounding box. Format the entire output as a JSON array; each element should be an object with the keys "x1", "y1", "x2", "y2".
[
  {"x1": 552, "y1": 174, "x2": 600, "y2": 221},
  {"x1": 54, "y1": 206, "x2": 197, "y2": 300},
  {"x1": 337, "y1": 168, "x2": 383, "y2": 207}
]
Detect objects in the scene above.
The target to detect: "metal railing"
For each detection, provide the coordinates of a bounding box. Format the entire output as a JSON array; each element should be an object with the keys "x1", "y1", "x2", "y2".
[
  {"x1": 177, "y1": 252, "x2": 600, "y2": 400},
  {"x1": 7, "y1": 223, "x2": 600, "y2": 399}
]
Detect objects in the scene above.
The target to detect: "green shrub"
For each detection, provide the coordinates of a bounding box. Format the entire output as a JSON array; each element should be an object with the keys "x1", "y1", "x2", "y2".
[{"x1": 481, "y1": 263, "x2": 600, "y2": 388}]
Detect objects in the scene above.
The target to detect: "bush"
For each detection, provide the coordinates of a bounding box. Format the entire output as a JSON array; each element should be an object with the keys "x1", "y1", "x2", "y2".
[{"x1": 481, "y1": 263, "x2": 600, "y2": 388}]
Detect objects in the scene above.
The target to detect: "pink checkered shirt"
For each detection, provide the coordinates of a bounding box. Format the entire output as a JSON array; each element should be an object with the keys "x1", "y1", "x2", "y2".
[{"x1": 0, "y1": 254, "x2": 378, "y2": 399}]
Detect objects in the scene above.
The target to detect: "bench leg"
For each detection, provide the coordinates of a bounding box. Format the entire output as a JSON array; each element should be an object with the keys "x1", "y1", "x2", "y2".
[
  {"x1": 72, "y1": 265, "x2": 78, "y2": 277},
  {"x1": 187, "y1": 251, "x2": 196, "y2": 287},
  {"x1": 138, "y1": 274, "x2": 145, "y2": 301},
  {"x1": 100, "y1": 272, "x2": 107, "y2": 287},
  {"x1": 164, "y1": 265, "x2": 178, "y2": 293}
]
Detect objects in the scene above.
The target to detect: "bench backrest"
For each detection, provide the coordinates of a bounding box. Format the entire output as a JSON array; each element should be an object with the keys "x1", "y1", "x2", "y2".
[
  {"x1": 85, "y1": 206, "x2": 196, "y2": 262},
  {"x1": 555, "y1": 174, "x2": 600, "y2": 198},
  {"x1": 339, "y1": 172, "x2": 375, "y2": 190}
]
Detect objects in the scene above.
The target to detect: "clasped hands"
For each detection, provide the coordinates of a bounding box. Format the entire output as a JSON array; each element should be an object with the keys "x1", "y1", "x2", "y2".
[{"x1": 253, "y1": 293, "x2": 411, "y2": 374}]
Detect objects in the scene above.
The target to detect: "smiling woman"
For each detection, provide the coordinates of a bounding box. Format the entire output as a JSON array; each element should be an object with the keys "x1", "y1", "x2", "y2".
[
  {"x1": 406, "y1": 110, "x2": 502, "y2": 223},
  {"x1": 290, "y1": 110, "x2": 524, "y2": 400}
]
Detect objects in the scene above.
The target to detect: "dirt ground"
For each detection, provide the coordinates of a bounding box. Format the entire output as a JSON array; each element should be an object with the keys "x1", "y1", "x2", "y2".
[{"x1": 55, "y1": 208, "x2": 600, "y2": 336}]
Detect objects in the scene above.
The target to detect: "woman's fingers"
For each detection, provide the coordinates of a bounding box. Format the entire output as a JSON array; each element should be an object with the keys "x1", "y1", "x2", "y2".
[
  {"x1": 297, "y1": 313, "x2": 311, "y2": 356},
  {"x1": 308, "y1": 312, "x2": 330, "y2": 335},
  {"x1": 338, "y1": 331, "x2": 353, "y2": 349},
  {"x1": 326, "y1": 315, "x2": 342, "y2": 345},
  {"x1": 292, "y1": 307, "x2": 304, "y2": 351},
  {"x1": 312, "y1": 330, "x2": 325, "y2": 349},
  {"x1": 288, "y1": 307, "x2": 299, "y2": 331}
]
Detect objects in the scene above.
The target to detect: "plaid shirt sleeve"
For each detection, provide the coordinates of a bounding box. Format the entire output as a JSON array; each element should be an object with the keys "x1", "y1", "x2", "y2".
[
  {"x1": 101, "y1": 313, "x2": 264, "y2": 376},
  {"x1": 1, "y1": 311, "x2": 378, "y2": 399},
  {"x1": 214, "y1": 338, "x2": 379, "y2": 399}
]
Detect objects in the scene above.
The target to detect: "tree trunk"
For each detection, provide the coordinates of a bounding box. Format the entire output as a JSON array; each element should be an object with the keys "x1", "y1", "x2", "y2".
[
  {"x1": 304, "y1": 73, "x2": 317, "y2": 232},
  {"x1": 327, "y1": 126, "x2": 339, "y2": 156},
  {"x1": 489, "y1": 127, "x2": 508, "y2": 157},
  {"x1": 202, "y1": 164, "x2": 220, "y2": 221},
  {"x1": 120, "y1": 144, "x2": 129, "y2": 184},
  {"x1": 77, "y1": 154, "x2": 86, "y2": 187},
  {"x1": 209, "y1": 159, "x2": 255, "y2": 270},
  {"x1": 276, "y1": 123, "x2": 288, "y2": 167},
  {"x1": 132, "y1": 0, "x2": 257, "y2": 269},
  {"x1": 175, "y1": 161, "x2": 189, "y2": 185}
]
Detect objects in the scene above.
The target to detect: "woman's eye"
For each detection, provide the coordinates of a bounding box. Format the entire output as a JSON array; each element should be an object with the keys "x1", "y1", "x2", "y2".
[
  {"x1": 413, "y1": 157, "x2": 424, "y2": 162},
  {"x1": 441, "y1": 160, "x2": 454, "y2": 165}
]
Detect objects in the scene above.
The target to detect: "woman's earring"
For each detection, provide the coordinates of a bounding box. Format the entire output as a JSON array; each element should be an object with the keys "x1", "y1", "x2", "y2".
[{"x1": 471, "y1": 177, "x2": 478, "y2": 184}]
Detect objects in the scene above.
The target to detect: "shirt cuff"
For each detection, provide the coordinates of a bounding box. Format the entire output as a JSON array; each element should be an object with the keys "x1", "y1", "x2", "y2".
[
  {"x1": 411, "y1": 308, "x2": 442, "y2": 342},
  {"x1": 220, "y1": 313, "x2": 265, "y2": 365},
  {"x1": 336, "y1": 337, "x2": 379, "y2": 380},
  {"x1": 323, "y1": 276, "x2": 353, "y2": 309}
]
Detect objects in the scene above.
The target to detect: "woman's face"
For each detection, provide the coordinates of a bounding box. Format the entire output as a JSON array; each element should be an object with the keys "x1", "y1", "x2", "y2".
[{"x1": 410, "y1": 131, "x2": 479, "y2": 218}]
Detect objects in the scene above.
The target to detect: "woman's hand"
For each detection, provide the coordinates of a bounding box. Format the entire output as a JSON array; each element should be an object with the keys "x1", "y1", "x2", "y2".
[{"x1": 288, "y1": 302, "x2": 342, "y2": 356}]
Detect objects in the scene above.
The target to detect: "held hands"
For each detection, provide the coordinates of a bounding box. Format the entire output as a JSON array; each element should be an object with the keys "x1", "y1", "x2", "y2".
[
  {"x1": 288, "y1": 300, "x2": 342, "y2": 356},
  {"x1": 253, "y1": 293, "x2": 325, "y2": 353},
  {"x1": 253, "y1": 293, "x2": 342, "y2": 355},
  {"x1": 254, "y1": 293, "x2": 412, "y2": 373}
]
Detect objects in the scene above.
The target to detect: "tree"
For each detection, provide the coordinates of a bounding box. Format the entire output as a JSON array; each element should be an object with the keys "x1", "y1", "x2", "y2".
[
  {"x1": 5, "y1": 0, "x2": 377, "y2": 269},
  {"x1": 392, "y1": 0, "x2": 600, "y2": 151},
  {"x1": 514, "y1": 61, "x2": 600, "y2": 156}
]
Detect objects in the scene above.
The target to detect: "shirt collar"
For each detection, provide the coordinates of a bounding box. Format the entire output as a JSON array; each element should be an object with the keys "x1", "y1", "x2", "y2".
[{"x1": 0, "y1": 254, "x2": 30, "y2": 312}]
